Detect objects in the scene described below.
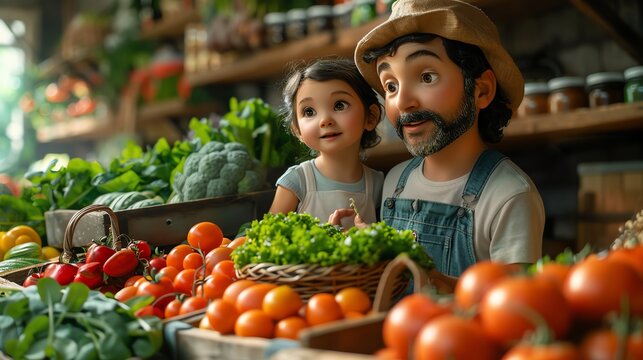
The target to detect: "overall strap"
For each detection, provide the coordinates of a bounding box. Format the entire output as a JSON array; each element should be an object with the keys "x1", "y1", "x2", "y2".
[
  {"x1": 461, "y1": 149, "x2": 507, "y2": 208},
  {"x1": 392, "y1": 157, "x2": 424, "y2": 199}
]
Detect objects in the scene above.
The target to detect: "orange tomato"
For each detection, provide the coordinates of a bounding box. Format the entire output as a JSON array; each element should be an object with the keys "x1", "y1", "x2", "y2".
[
  {"x1": 220, "y1": 237, "x2": 232, "y2": 247},
  {"x1": 262, "y1": 285, "x2": 303, "y2": 320},
  {"x1": 204, "y1": 247, "x2": 233, "y2": 274},
  {"x1": 227, "y1": 236, "x2": 247, "y2": 250},
  {"x1": 222, "y1": 279, "x2": 257, "y2": 305},
  {"x1": 305, "y1": 293, "x2": 343, "y2": 326},
  {"x1": 187, "y1": 222, "x2": 223, "y2": 254},
  {"x1": 196, "y1": 273, "x2": 234, "y2": 300},
  {"x1": 114, "y1": 285, "x2": 138, "y2": 302},
  {"x1": 213, "y1": 260, "x2": 237, "y2": 280},
  {"x1": 166, "y1": 244, "x2": 195, "y2": 271},
  {"x1": 206, "y1": 299, "x2": 238, "y2": 334},
  {"x1": 157, "y1": 266, "x2": 179, "y2": 282},
  {"x1": 454, "y1": 260, "x2": 517, "y2": 312},
  {"x1": 179, "y1": 296, "x2": 208, "y2": 315},
  {"x1": 274, "y1": 316, "x2": 308, "y2": 340},
  {"x1": 534, "y1": 262, "x2": 572, "y2": 290},
  {"x1": 173, "y1": 268, "x2": 197, "y2": 295},
  {"x1": 335, "y1": 287, "x2": 372, "y2": 315},
  {"x1": 183, "y1": 252, "x2": 204, "y2": 270},
  {"x1": 124, "y1": 275, "x2": 144, "y2": 288},
  {"x1": 234, "y1": 309, "x2": 274, "y2": 338},
  {"x1": 344, "y1": 311, "x2": 365, "y2": 319},
  {"x1": 236, "y1": 283, "x2": 278, "y2": 314},
  {"x1": 164, "y1": 298, "x2": 183, "y2": 319}
]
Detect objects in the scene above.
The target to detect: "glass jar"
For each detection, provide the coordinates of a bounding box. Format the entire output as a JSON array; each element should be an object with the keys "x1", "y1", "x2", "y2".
[
  {"x1": 517, "y1": 82, "x2": 549, "y2": 117},
  {"x1": 333, "y1": 2, "x2": 354, "y2": 30},
  {"x1": 547, "y1": 77, "x2": 587, "y2": 114},
  {"x1": 586, "y1": 72, "x2": 625, "y2": 108},
  {"x1": 264, "y1": 12, "x2": 287, "y2": 47},
  {"x1": 351, "y1": 0, "x2": 377, "y2": 27},
  {"x1": 624, "y1": 66, "x2": 643, "y2": 103},
  {"x1": 307, "y1": 5, "x2": 334, "y2": 35},
  {"x1": 286, "y1": 8, "x2": 308, "y2": 41}
]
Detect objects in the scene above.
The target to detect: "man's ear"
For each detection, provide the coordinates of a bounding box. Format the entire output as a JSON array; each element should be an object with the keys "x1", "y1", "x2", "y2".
[
  {"x1": 365, "y1": 104, "x2": 381, "y2": 131},
  {"x1": 475, "y1": 69, "x2": 497, "y2": 109}
]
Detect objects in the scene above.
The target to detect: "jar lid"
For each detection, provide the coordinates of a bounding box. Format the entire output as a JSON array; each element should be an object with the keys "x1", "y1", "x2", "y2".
[
  {"x1": 287, "y1": 9, "x2": 307, "y2": 21},
  {"x1": 308, "y1": 5, "x2": 333, "y2": 18},
  {"x1": 523, "y1": 82, "x2": 549, "y2": 96},
  {"x1": 586, "y1": 72, "x2": 625, "y2": 87},
  {"x1": 265, "y1": 12, "x2": 287, "y2": 25},
  {"x1": 547, "y1": 76, "x2": 585, "y2": 91},
  {"x1": 624, "y1": 66, "x2": 643, "y2": 80}
]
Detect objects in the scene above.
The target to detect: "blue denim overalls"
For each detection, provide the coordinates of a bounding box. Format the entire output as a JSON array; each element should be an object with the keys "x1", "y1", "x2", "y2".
[{"x1": 382, "y1": 149, "x2": 507, "y2": 277}]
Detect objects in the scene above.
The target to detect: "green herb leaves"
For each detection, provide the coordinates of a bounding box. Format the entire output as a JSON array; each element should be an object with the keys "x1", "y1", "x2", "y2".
[
  {"x1": 232, "y1": 212, "x2": 434, "y2": 270},
  {"x1": 0, "y1": 278, "x2": 162, "y2": 359}
]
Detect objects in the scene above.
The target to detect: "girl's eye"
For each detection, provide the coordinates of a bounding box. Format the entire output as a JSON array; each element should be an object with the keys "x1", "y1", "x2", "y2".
[
  {"x1": 334, "y1": 101, "x2": 348, "y2": 111},
  {"x1": 384, "y1": 81, "x2": 397, "y2": 94},
  {"x1": 421, "y1": 72, "x2": 437, "y2": 84},
  {"x1": 302, "y1": 107, "x2": 315, "y2": 117}
]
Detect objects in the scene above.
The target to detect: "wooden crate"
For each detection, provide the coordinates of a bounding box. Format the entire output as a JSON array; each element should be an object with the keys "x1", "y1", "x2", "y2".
[
  {"x1": 166, "y1": 310, "x2": 383, "y2": 360},
  {"x1": 577, "y1": 161, "x2": 643, "y2": 250}
]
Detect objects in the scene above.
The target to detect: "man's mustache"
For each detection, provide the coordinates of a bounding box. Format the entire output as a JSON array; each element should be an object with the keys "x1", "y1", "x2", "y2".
[{"x1": 395, "y1": 110, "x2": 444, "y2": 139}]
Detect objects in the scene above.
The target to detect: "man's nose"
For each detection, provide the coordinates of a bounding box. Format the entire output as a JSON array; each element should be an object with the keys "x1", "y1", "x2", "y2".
[{"x1": 395, "y1": 85, "x2": 420, "y2": 113}]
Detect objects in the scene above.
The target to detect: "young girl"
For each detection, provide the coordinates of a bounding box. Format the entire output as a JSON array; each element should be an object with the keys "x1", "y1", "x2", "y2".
[{"x1": 269, "y1": 58, "x2": 384, "y2": 229}]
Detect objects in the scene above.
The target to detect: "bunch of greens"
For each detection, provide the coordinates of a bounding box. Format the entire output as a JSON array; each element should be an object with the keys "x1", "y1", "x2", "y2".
[
  {"x1": 0, "y1": 278, "x2": 162, "y2": 360},
  {"x1": 190, "y1": 97, "x2": 308, "y2": 168},
  {"x1": 232, "y1": 212, "x2": 434, "y2": 269}
]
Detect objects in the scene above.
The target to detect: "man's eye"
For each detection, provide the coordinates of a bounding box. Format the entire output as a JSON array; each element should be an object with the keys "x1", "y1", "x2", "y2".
[
  {"x1": 302, "y1": 107, "x2": 315, "y2": 117},
  {"x1": 421, "y1": 72, "x2": 437, "y2": 83},
  {"x1": 384, "y1": 82, "x2": 397, "y2": 93},
  {"x1": 334, "y1": 101, "x2": 348, "y2": 111}
]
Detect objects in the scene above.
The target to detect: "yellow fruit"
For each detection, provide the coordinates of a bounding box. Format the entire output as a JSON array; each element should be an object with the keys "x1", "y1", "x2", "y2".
[
  {"x1": 41, "y1": 246, "x2": 61, "y2": 260},
  {"x1": 15, "y1": 234, "x2": 35, "y2": 246},
  {"x1": 4, "y1": 225, "x2": 41, "y2": 248},
  {"x1": 0, "y1": 231, "x2": 14, "y2": 253}
]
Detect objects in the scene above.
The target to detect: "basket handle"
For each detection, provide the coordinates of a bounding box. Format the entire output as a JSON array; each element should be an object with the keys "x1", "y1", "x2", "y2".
[
  {"x1": 61, "y1": 204, "x2": 121, "y2": 263},
  {"x1": 372, "y1": 254, "x2": 429, "y2": 313}
]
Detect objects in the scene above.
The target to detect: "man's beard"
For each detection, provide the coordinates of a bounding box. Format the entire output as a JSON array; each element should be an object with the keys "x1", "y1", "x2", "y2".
[{"x1": 395, "y1": 89, "x2": 477, "y2": 157}]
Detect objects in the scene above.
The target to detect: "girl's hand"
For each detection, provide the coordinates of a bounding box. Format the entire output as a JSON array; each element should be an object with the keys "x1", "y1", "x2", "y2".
[{"x1": 328, "y1": 209, "x2": 368, "y2": 230}]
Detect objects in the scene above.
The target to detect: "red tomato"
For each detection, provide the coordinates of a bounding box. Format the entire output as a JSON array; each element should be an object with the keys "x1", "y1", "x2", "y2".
[
  {"x1": 480, "y1": 276, "x2": 571, "y2": 346},
  {"x1": 182, "y1": 252, "x2": 204, "y2": 270},
  {"x1": 204, "y1": 247, "x2": 233, "y2": 274},
  {"x1": 415, "y1": 315, "x2": 499, "y2": 360},
  {"x1": 213, "y1": 260, "x2": 236, "y2": 280},
  {"x1": 563, "y1": 257, "x2": 643, "y2": 322},
  {"x1": 43, "y1": 263, "x2": 78, "y2": 286},
  {"x1": 129, "y1": 240, "x2": 152, "y2": 260},
  {"x1": 115, "y1": 286, "x2": 139, "y2": 302},
  {"x1": 149, "y1": 257, "x2": 167, "y2": 272},
  {"x1": 166, "y1": 244, "x2": 194, "y2": 271},
  {"x1": 454, "y1": 260, "x2": 518, "y2": 312},
  {"x1": 579, "y1": 328, "x2": 643, "y2": 360},
  {"x1": 196, "y1": 273, "x2": 234, "y2": 300},
  {"x1": 236, "y1": 283, "x2": 278, "y2": 314},
  {"x1": 383, "y1": 293, "x2": 452, "y2": 359},
  {"x1": 607, "y1": 246, "x2": 643, "y2": 278},
  {"x1": 124, "y1": 275, "x2": 145, "y2": 288},
  {"x1": 135, "y1": 305, "x2": 164, "y2": 318},
  {"x1": 173, "y1": 269, "x2": 197, "y2": 295},
  {"x1": 503, "y1": 342, "x2": 581, "y2": 360},
  {"x1": 187, "y1": 222, "x2": 223, "y2": 254},
  {"x1": 23, "y1": 273, "x2": 42, "y2": 287},
  {"x1": 103, "y1": 249, "x2": 139, "y2": 278},
  {"x1": 534, "y1": 262, "x2": 572, "y2": 290},
  {"x1": 85, "y1": 244, "x2": 116, "y2": 266},
  {"x1": 73, "y1": 262, "x2": 104, "y2": 289}
]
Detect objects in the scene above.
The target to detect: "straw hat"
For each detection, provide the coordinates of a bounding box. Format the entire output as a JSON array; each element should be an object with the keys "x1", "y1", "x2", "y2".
[{"x1": 354, "y1": 0, "x2": 524, "y2": 112}]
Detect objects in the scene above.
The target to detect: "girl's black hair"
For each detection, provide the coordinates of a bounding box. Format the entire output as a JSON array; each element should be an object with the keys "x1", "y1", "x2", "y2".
[
  {"x1": 282, "y1": 58, "x2": 383, "y2": 150},
  {"x1": 363, "y1": 33, "x2": 512, "y2": 143}
]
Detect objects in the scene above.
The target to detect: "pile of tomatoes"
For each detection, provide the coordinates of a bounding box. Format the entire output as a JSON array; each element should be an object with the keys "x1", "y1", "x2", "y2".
[{"x1": 376, "y1": 244, "x2": 643, "y2": 360}]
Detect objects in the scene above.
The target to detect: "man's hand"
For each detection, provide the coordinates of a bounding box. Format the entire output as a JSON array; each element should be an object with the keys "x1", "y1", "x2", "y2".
[{"x1": 328, "y1": 208, "x2": 368, "y2": 229}]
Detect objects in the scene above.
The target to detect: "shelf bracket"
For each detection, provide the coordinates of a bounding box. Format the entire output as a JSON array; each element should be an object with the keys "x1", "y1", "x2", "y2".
[{"x1": 568, "y1": 0, "x2": 643, "y2": 63}]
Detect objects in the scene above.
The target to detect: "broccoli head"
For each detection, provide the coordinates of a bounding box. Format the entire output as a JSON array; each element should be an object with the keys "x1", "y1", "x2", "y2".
[
  {"x1": 238, "y1": 170, "x2": 265, "y2": 194},
  {"x1": 206, "y1": 178, "x2": 237, "y2": 197}
]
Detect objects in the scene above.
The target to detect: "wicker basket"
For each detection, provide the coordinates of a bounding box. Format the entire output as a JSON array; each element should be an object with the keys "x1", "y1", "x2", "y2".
[{"x1": 235, "y1": 261, "x2": 408, "y2": 301}]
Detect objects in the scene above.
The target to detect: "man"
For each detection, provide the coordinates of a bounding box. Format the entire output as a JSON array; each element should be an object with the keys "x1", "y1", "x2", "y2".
[{"x1": 331, "y1": 0, "x2": 544, "y2": 287}]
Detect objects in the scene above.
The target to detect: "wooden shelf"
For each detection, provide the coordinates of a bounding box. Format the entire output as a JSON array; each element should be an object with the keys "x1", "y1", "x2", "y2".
[
  {"x1": 365, "y1": 102, "x2": 643, "y2": 171},
  {"x1": 137, "y1": 99, "x2": 220, "y2": 124},
  {"x1": 36, "y1": 116, "x2": 114, "y2": 143},
  {"x1": 186, "y1": 18, "x2": 385, "y2": 87},
  {"x1": 140, "y1": 9, "x2": 200, "y2": 40}
]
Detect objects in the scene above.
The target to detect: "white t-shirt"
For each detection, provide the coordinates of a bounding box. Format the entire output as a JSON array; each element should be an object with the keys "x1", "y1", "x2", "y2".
[{"x1": 381, "y1": 158, "x2": 544, "y2": 264}]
